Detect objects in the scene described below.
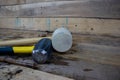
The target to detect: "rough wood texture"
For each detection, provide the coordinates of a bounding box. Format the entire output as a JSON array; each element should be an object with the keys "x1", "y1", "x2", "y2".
[
  {"x1": 0, "y1": 18, "x2": 120, "y2": 36},
  {"x1": 0, "y1": 57, "x2": 38, "y2": 69},
  {"x1": 53, "y1": 34, "x2": 120, "y2": 66},
  {"x1": 0, "y1": 29, "x2": 120, "y2": 80},
  {"x1": 0, "y1": 65, "x2": 74, "y2": 80},
  {"x1": 0, "y1": 28, "x2": 120, "y2": 66},
  {"x1": 0, "y1": 0, "x2": 120, "y2": 18},
  {"x1": 0, "y1": 0, "x2": 76, "y2": 5},
  {"x1": 57, "y1": 43, "x2": 120, "y2": 66}
]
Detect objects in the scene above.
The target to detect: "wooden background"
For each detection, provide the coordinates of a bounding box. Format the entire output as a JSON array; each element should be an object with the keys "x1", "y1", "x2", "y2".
[
  {"x1": 0, "y1": 0, "x2": 120, "y2": 36},
  {"x1": 0, "y1": 0, "x2": 120, "y2": 18},
  {"x1": 0, "y1": 1, "x2": 120, "y2": 79}
]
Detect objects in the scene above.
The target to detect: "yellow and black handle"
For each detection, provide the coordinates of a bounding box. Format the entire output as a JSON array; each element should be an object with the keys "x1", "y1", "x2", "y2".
[
  {"x1": 0, "y1": 38, "x2": 53, "y2": 55},
  {"x1": 0, "y1": 38, "x2": 53, "y2": 63},
  {"x1": 0, "y1": 46, "x2": 34, "y2": 55}
]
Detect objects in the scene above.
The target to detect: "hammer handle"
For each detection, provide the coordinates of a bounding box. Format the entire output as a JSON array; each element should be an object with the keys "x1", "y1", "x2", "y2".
[
  {"x1": 0, "y1": 46, "x2": 34, "y2": 55},
  {"x1": 0, "y1": 37, "x2": 51, "y2": 46}
]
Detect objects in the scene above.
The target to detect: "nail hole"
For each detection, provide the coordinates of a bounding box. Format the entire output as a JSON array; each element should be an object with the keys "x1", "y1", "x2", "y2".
[
  {"x1": 91, "y1": 28, "x2": 94, "y2": 30},
  {"x1": 56, "y1": 20, "x2": 58, "y2": 22},
  {"x1": 75, "y1": 25, "x2": 77, "y2": 27},
  {"x1": 83, "y1": 68, "x2": 93, "y2": 72}
]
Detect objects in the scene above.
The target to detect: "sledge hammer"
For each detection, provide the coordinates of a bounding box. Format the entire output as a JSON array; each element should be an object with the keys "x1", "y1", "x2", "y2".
[{"x1": 0, "y1": 38, "x2": 53, "y2": 63}]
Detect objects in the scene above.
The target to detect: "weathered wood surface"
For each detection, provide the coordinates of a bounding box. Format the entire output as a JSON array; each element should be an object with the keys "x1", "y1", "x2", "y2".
[
  {"x1": 55, "y1": 34, "x2": 120, "y2": 66},
  {"x1": 0, "y1": 0, "x2": 78, "y2": 5},
  {"x1": 0, "y1": 18, "x2": 120, "y2": 36},
  {"x1": 0, "y1": 29, "x2": 120, "y2": 80},
  {"x1": 0, "y1": 65, "x2": 74, "y2": 80},
  {"x1": 57, "y1": 43, "x2": 120, "y2": 66},
  {"x1": 0, "y1": 0, "x2": 120, "y2": 18},
  {"x1": 0, "y1": 28, "x2": 120, "y2": 66},
  {"x1": 12, "y1": 66, "x2": 74, "y2": 80}
]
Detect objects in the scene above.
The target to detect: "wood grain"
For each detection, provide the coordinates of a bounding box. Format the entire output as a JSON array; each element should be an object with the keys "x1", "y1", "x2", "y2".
[
  {"x1": 57, "y1": 43, "x2": 120, "y2": 66},
  {"x1": 0, "y1": 18, "x2": 120, "y2": 36},
  {"x1": 6, "y1": 65, "x2": 74, "y2": 80},
  {"x1": 0, "y1": 0, "x2": 120, "y2": 18},
  {"x1": 0, "y1": 0, "x2": 78, "y2": 5},
  {"x1": 0, "y1": 28, "x2": 120, "y2": 66}
]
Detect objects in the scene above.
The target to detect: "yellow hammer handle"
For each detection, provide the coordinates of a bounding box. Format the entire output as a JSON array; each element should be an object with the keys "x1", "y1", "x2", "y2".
[{"x1": 13, "y1": 46, "x2": 34, "y2": 54}]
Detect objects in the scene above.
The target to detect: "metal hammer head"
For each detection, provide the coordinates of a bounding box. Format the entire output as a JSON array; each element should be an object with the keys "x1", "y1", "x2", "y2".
[{"x1": 32, "y1": 38, "x2": 53, "y2": 64}]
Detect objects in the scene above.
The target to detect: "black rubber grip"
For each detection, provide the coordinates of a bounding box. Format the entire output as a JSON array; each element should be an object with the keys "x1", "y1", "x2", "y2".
[{"x1": 0, "y1": 46, "x2": 14, "y2": 55}]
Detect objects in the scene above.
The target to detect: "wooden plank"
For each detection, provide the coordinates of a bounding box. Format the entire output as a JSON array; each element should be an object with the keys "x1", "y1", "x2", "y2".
[
  {"x1": 56, "y1": 43, "x2": 120, "y2": 66},
  {"x1": 0, "y1": 0, "x2": 77, "y2": 5},
  {"x1": 0, "y1": 0, "x2": 120, "y2": 18},
  {"x1": 0, "y1": 0, "x2": 25, "y2": 5},
  {"x1": 0, "y1": 28, "x2": 120, "y2": 66},
  {"x1": 0, "y1": 65, "x2": 74, "y2": 80},
  {"x1": 0, "y1": 18, "x2": 120, "y2": 36}
]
